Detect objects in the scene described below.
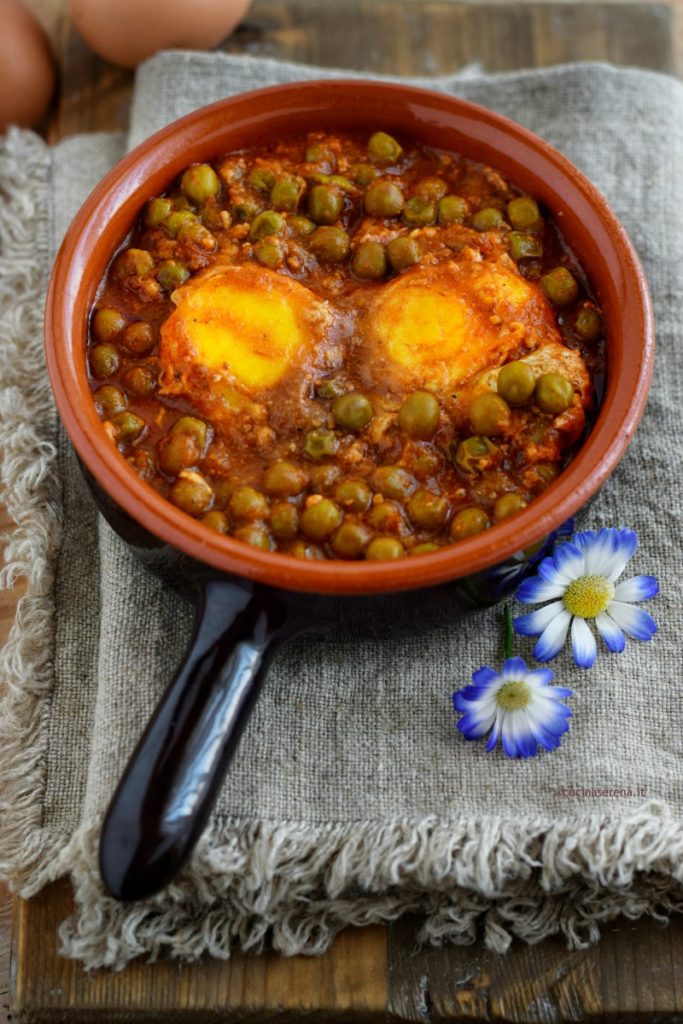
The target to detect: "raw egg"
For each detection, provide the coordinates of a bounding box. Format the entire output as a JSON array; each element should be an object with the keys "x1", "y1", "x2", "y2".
[
  {"x1": 69, "y1": 0, "x2": 253, "y2": 69},
  {"x1": 0, "y1": 0, "x2": 56, "y2": 132}
]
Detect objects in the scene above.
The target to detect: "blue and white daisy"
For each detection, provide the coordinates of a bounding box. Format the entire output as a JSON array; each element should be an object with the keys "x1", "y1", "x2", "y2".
[
  {"x1": 453, "y1": 657, "x2": 572, "y2": 758},
  {"x1": 514, "y1": 528, "x2": 658, "y2": 669}
]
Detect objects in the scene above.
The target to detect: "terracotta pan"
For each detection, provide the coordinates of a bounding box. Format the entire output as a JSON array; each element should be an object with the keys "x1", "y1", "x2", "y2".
[{"x1": 44, "y1": 80, "x2": 655, "y2": 902}]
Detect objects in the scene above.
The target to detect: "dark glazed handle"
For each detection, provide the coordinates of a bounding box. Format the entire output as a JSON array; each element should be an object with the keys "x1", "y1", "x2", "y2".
[{"x1": 99, "y1": 578, "x2": 301, "y2": 902}]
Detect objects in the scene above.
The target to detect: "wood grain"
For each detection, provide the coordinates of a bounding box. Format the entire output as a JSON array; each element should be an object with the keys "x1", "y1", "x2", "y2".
[{"x1": 3, "y1": 0, "x2": 683, "y2": 1021}]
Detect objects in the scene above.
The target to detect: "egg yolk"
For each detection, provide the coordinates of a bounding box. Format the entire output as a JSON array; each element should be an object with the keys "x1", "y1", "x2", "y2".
[
  {"x1": 159, "y1": 263, "x2": 333, "y2": 396},
  {"x1": 365, "y1": 259, "x2": 562, "y2": 393}
]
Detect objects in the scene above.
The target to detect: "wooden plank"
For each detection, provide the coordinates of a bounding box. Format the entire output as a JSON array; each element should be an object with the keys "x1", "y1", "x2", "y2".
[
  {"x1": 3, "y1": 0, "x2": 683, "y2": 1021},
  {"x1": 14, "y1": 882, "x2": 387, "y2": 1023}
]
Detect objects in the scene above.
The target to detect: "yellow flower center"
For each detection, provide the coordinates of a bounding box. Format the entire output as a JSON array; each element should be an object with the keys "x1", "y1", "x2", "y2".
[
  {"x1": 496, "y1": 680, "x2": 531, "y2": 711},
  {"x1": 563, "y1": 575, "x2": 615, "y2": 619}
]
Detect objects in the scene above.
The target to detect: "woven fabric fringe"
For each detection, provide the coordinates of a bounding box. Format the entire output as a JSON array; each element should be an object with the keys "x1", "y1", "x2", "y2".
[
  {"x1": 2, "y1": 128, "x2": 683, "y2": 972},
  {"x1": 55, "y1": 802, "x2": 683, "y2": 970},
  {"x1": 0, "y1": 129, "x2": 65, "y2": 892}
]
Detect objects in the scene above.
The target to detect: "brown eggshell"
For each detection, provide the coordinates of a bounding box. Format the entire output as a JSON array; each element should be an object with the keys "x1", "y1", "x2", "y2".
[
  {"x1": 0, "y1": 0, "x2": 56, "y2": 132},
  {"x1": 68, "y1": 0, "x2": 252, "y2": 69}
]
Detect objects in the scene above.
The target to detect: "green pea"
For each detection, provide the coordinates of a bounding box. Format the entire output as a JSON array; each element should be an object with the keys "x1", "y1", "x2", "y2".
[
  {"x1": 330, "y1": 521, "x2": 371, "y2": 559},
  {"x1": 575, "y1": 306, "x2": 603, "y2": 340},
  {"x1": 178, "y1": 221, "x2": 217, "y2": 250},
  {"x1": 350, "y1": 162, "x2": 379, "y2": 186},
  {"x1": 454, "y1": 436, "x2": 497, "y2": 474},
  {"x1": 497, "y1": 361, "x2": 536, "y2": 406},
  {"x1": 309, "y1": 464, "x2": 340, "y2": 492},
  {"x1": 157, "y1": 260, "x2": 190, "y2": 290},
  {"x1": 170, "y1": 416, "x2": 209, "y2": 452},
  {"x1": 304, "y1": 429, "x2": 340, "y2": 460},
  {"x1": 288, "y1": 214, "x2": 316, "y2": 237},
  {"x1": 231, "y1": 198, "x2": 261, "y2": 223},
  {"x1": 164, "y1": 210, "x2": 197, "y2": 238},
  {"x1": 407, "y1": 490, "x2": 449, "y2": 532},
  {"x1": 89, "y1": 343, "x2": 119, "y2": 379},
  {"x1": 507, "y1": 196, "x2": 543, "y2": 232},
  {"x1": 368, "y1": 500, "x2": 405, "y2": 533},
  {"x1": 534, "y1": 373, "x2": 575, "y2": 414},
  {"x1": 269, "y1": 174, "x2": 305, "y2": 213},
  {"x1": 110, "y1": 411, "x2": 145, "y2": 443},
  {"x1": 471, "y1": 207, "x2": 505, "y2": 232},
  {"x1": 180, "y1": 163, "x2": 220, "y2": 205},
  {"x1": 144, "y1": 196, "x2": 173, "y2": 227},
  {"x1": 247, "y1": 167, "x2": 277, "y2": 192},
  {"x1": 249, "y1": 210, "x2": 285, "y2": 240},
  {"x1": 300, "y1": 498, "x2": 343, "y2": 541},
  {"x1": 371, "y1": 465, "x2": 417, "y2": 500},
  {"x1": 94, "y1": 384, "x2": 127, "y2": 417},
  {"x1": 541, "y1": 267, "x2": 579, "y2": 306},
  {"x1": 233, "y1": 524, "x2": 272, "y2": 550},
  {"x1": 112, "y1": 248, "x2": 155, "y2": 278},
  {"x1": 201, "y1": 510, "x2": 230, "y2": 534},
  {"x1": 494, "y1": 493, "x2": 528, "y2": 520},
  {"x1": 308, "y1": 184, "x2": 344, "y2": 225},
  {"x1": 270, "y1": 501, "x2": 299, "y2": 541},
  {"x1": 386, "y1": 235, "x2": 421, "y2": 271},
  {"x1": 158, "y1": 433, "x2": 199, "y2": 476},
  {"x1": 229, "y1": 486, "x2": 268, "y2": 522},
  {"x1": 305, "y1": 142, "x2": 336, "y2": 165},
  {"x1": 469, "y1": 392, "x2": 511, "y2": 436},
  {"x1": 315, "y1": 377, "x2": 347, "y2": 400},
  {"x1": 437, "y1": 195, "x2": 469, "y2": 225},
  {"x1": 309, "y1": 226, "x2": 350, "y2": 263},
  {"x1": 200, "y1": 204, "x2": 226, "y2": 231},
  {"x1": 398, "y1": 391, "x2": 440, "y2": 439},
  {"x1": 352, "y1": 241, "x2": 387, "y2": 280},
  {"x1": 170, "y1": 471, "x2": 213, "y2": 516},
  {"x1": 509, "y1": 231, "x2": 543, "y2": 261},
  {"x1": 364, "y1": 181, "x2": 404, "y2": 218},
  {"x1": 262, "y1": 460, "x2": 308, "y2": 497},
  {"x1": 120, "y1": 321, "x2": 155, "y2": 355},
  {"x1": 403, "y1": 197, "x2": 436, "y2": 227},
  {"x1": 92, "y1": 307, "x2": 126, "y2": 342},
  {"x1": 121, "y1": 364, "x2": 157, "y2": 397},
  {"x1": 254, "y1": 239, "x2": 284, "y2": 269},
  {"x1": 367, "y1": 131, "x2": 403, "y2": 165},
  {"x1": 334, "y1": 479, "x2": 372, "y2": 512},
  {"x1": 450, "y1": 507, "x2": 489, "y2": 540},
  {"x1": 410, "y1": 542, "x2": 440, "y2": 555},
  {"x1": 365, "y1": 536, "x2": 405, "y2": 560},
  {"x1": 414, "y1": 177, "x2": 448, "y2": 202},
  {"x1": 332, "y1": 392, "x2": 374, "y2": 431}
]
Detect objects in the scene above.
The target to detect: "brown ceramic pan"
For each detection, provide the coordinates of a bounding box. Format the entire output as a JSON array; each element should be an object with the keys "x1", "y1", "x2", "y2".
[{"x1": 44, "y1": 80, "x2": 655, "y2": 901}]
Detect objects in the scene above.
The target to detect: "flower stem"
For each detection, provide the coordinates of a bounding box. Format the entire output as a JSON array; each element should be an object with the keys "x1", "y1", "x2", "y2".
[{"x1": 503, "y1": 604, "x2": 513, "y2": 660}]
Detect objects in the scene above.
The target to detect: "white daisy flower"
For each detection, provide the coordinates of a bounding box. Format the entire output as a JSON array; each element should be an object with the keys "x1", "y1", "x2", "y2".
[
  {"x1": 514, "y1": 528, "x2": 658, "y2": 669},
  {"x1": 453, "y1": 657, "x2": 572, "y2": 758}
]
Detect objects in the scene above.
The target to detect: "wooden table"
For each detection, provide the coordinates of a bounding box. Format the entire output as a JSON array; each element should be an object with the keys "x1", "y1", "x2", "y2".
[{"x1": 2, "y1": 1, "x2": 683, "y2": 1020}]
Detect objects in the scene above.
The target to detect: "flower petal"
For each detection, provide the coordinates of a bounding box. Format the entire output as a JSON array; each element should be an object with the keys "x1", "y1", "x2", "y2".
[
  {"x1": 613, "y1": 575, "x2": 659, "y2": 602},
  {"x1": 457, "y1": 709, "x2": 496, "y2": 739},
  {"x1": 575, "y1": 528, "x2": 617, "y2": 575},
  {"x1": 501, "y1": 656, "x2": 529, "y2": 679},
  {"x1": 595, "y1": 612, "x2": 625, "y2": 653},
  {"x1": 606, "y1": 601, "x2": 657, "y2": 641},
  {"x1": 502, "y1": 710, "x2": 538, "y2": 758},
  {"x1": 524, "y1": 668, "x2": 555, "y2": 688},
  {"x1": 571, "y1": 616, "x2": 597, "y2": 669},
  {"x1": 471, "y1": 666, "x2": 502, "y2": 689},
  {"x1": 514, "y1": 601, "x2": 565, "y2": 638},
  {"x1": 605, "y1": 529, "x2": 638, "y2": 582},
  {"x1": 552, "y1": 541, "x2": 585, "y2": 581},
  {"x1": 533, "y1": 608, "x2": 572, "y2": 661},
  {"x1": 537, "y1": 556, "x2": 572, "y2": 586},
  {"x1": 515, "y1": 576, "x2": 566, "y2": 605},
  {"x1": 485, "y1": 711, "x2": 503, "y2": 752}
]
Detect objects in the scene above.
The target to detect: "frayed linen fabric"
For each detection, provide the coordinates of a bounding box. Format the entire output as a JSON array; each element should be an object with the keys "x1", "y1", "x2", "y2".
[{"x1": 1, "y1": 54, "x2": 683, "y2": 971}]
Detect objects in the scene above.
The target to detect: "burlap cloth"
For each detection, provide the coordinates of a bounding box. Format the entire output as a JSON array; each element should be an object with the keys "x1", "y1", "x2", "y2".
[{"x1": 0, "y1": 53, "x2": 682, "y2": 970}]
